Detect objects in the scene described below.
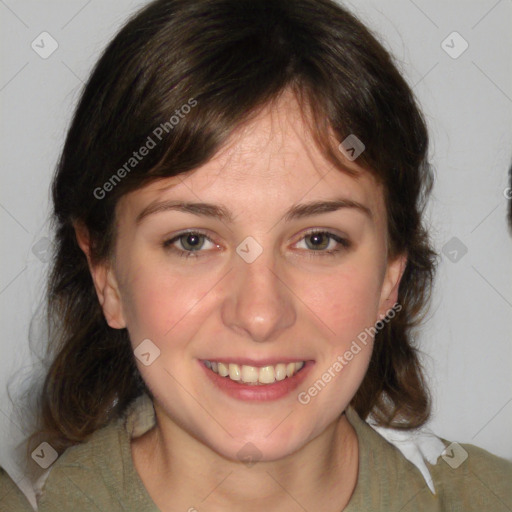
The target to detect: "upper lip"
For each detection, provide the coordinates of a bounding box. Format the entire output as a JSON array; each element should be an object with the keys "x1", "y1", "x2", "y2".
[{"x1": 201, "y1": 357, "x2": 312, "y2": 367}]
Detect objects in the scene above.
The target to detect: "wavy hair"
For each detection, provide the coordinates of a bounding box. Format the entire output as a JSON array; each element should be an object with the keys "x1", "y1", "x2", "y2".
[{"x1": 32, "y1": 0, "x2": 437, "y2": 454}]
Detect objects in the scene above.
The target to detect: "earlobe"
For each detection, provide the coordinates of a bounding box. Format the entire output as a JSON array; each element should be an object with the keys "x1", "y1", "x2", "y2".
[
  {"x1": 73, "y1": 221, "x2": 127, "y2": 329},
  {"x1": 378, "y1": 253, "x2": 407, "y2": 319}
]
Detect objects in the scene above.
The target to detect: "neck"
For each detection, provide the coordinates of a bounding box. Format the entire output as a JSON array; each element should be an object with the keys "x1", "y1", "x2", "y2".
[{"x1": 132, "y1": 408, "x2": 359, "y2": 512}]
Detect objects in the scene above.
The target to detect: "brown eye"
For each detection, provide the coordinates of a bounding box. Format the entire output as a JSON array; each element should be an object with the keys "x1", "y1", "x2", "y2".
[
  {"x1": 304, "y1": 232, "x2": 331, "y2": 251},
  {"x1": 177, "y1": 233, "x2": 206, "y2": 251},
  {"x1": 295, "y1": 230, "x2": 351, "y2": 257},
  {"x1": 162, "y1": 230, "x2": 218, "y2": 259}
]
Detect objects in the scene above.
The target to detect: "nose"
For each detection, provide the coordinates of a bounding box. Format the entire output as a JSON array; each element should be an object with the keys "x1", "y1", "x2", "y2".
[{"x1": 220, "y1": 246, "x2": 296, "y2": 343}]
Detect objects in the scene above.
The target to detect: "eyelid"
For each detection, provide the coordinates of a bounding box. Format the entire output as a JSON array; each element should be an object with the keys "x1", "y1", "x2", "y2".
[
  {"x1": 162, "y1": 228, "x2": 214, "y2": 243},
  {"x1": 292, "y1": 227, "x2": 349, "y2": 244}
]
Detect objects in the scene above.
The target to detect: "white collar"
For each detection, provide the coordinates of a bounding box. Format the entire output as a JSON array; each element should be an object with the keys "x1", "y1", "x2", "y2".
[{"x1": 366, "y1": 416, "x2": 447, "y2": 494}]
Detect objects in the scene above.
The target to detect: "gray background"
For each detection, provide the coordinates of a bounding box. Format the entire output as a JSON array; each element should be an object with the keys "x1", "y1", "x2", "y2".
[{"x1": 1, "y1": 0, "x2": 511, "y2": 491}]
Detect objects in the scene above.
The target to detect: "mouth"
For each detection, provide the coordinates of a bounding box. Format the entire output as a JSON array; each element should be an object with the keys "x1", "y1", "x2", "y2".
[
  {"x1": 200, "y1": 358, "x2": 314, "y2": 402},
  {"x1": 202, "y1": 360, "x2": 305, "y2": 386}
]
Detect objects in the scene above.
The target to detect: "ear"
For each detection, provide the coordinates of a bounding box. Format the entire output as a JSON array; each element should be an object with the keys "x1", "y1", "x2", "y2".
[
  {"x1": 377, "y1": 252, "x2": 407, "y2": 320},
  {"x1": 74, "y1": 222, "x2": 127, "y2": 329}
]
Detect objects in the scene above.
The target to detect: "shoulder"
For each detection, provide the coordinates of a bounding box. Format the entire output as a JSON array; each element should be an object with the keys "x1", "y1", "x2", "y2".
[
  {"x1": 37, "y1": 394, "x2": 157, "y2": 511},
  {"x1": 0, "y1": 467, "x2": 34, "y2": 512},
  {"x1": 37, "y1": 418, "x2": 144, "y2": 511},
  {"x1": 346, "y1": 406, "x2": 512, "y2": 511},
  {"x1": 429, "y1": 440, "x2": 512, "y2": 510}
]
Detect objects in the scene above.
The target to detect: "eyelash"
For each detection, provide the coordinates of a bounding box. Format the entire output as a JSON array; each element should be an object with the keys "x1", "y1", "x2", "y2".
[{"x1": 162, "y1": 229, "x2": 351, "y2": 260}]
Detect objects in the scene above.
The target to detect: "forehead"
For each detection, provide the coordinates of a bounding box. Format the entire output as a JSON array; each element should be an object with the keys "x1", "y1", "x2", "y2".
[{"x1": 118, "y1": 91, "x2": 385, "y2": 221}]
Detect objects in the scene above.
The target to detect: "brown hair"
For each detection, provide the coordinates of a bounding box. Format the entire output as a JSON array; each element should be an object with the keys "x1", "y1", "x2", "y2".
[{"x1": 34, "y1": 0, "x2": 436, "y2": 454}]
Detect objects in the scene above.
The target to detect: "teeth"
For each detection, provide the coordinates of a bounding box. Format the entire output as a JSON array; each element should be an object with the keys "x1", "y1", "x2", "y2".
[
  {"x1": 241, "y1": 365, "x2": 259, "y2": 383},
  {"x1": 205, "y1": 360, "x2": 305, "y2": 385},
  {"x1": 228, "y1": 363, "x2": 241, "y2": 381},
  {"x1": 275, "y1": 363, "x2": 287, "y2": 381},
  {"x1": 218, "y1": 362, "x2": 229, "y2": 377},
  {"x1": 259, "y1": 366, "x2": 275, "y2": 384}
]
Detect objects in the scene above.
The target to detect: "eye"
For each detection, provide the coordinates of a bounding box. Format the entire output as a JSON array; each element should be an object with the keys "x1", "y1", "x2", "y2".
[
  {"x1": 162, "y1": 229, "x2": 351, "y2": 260},
  {"x1": 162, "y1": 230, "x2": 218, "y2": 259},
  {"x1": 294, "y1": 230, "x2": 351, "y2": 257}
]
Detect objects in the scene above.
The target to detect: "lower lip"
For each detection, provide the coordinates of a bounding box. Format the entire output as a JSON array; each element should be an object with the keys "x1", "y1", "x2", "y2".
[{"x1": 200, "y1": 360, "x2": 315, "y2": 401}]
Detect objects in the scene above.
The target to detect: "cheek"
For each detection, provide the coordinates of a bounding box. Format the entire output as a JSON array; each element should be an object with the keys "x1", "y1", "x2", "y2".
[
  {"x1": 295, "y1": 265, "x2": 380, "y2": 412},
  {"x1": 118, "y1": 263, "x2": 215, "y2": 347},
  {"x1": 299, "y1": 261, "x2": 383, "y2": 341}
]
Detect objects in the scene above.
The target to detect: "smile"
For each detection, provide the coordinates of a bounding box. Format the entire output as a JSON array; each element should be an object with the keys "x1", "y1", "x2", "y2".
[{"x1": 203, "y1": 360, "x2": 305, "y2": 385}]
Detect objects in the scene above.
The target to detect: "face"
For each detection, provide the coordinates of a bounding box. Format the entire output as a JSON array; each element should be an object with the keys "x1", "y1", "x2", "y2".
[{"x1": 83, "y1": 90, "x2": 405, "y2": 462}]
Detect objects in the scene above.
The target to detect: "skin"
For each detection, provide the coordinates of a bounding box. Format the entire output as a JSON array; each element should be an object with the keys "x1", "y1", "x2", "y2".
[{"x1": 77, "y1": 89, "x2": 406, "y2": 512}]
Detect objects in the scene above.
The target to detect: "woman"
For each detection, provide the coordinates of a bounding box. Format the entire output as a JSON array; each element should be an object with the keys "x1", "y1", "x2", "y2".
[{"x1": 1, "y1": 0, "x2": 510, "y2": 510}]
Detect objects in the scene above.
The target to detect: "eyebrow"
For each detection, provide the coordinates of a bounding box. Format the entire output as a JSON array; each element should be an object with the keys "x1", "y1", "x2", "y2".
[{"x1": 135, "y1": 197, "x2": 373, "y2": 224}]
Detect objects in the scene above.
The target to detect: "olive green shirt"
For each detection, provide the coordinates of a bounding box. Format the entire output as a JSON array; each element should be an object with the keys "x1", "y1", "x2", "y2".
[
  {"x1": 0, "y1": 469, "x2": 33, "y2": 512},
  {"x1": 2, "y1": 396, "x2": 511, "y2": 511}
]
